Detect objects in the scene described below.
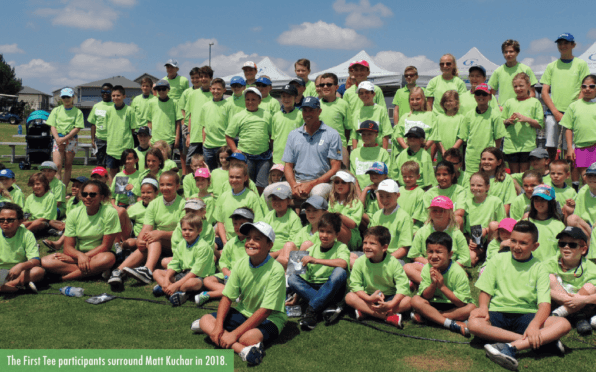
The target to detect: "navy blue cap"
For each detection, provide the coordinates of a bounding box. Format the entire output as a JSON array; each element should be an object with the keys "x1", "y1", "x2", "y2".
[
  {"x1": 230, "y1": 76, "x2": 246, "y2": 86},
  {"x1": 301, "y1": 96, "x2": 320, "y2": 109},
  {"x1": 281, "y1": 84, "x2": 298, "y2": 96},
  {"x1": 469, "y1": 65, "x2": 486, "y2": 77},
  {"x1": 256, "y1": 77, "x2": 272, "y2": 86},
  {"x1": 405, "y1": 126, "x2": 426, "y2": 139},
  {"x1": 555, "y1": 33, "x2": 574, "y2": 42},
  {"x1": 357, "y1": 120, "x2": 379, "y2": 132},
  {"x1": 227, "y1": 152, "x2": 247, "y2": 163},
  {"x1": 155, "y1": 79, "x2": 170, "y2": 88},
  {"x1": 70, "y1": 176, "x2": 89, "y2": 184},
  {"x1": 290, "y1": 77, "x2": 306, "y2": 87},
  {"x1": 0, "y1": 169, "x2": 15, "y2": 179}
]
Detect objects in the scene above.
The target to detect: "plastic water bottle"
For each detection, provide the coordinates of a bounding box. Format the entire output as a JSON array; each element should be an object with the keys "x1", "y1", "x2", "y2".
[
  {"x1": 60, "y1": 286, "x2": 84, "y2": 297},
  {"x1": 286, "y1": 305, "x2": 302, "y2": 318},
  {"x1": 17, "y1": 124, "x2": 22, "y2": 135}
]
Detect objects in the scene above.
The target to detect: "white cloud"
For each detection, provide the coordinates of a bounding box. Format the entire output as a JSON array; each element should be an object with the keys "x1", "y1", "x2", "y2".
[
  {"x1": 108, "y1": 0, "x2": 137, "y2": 6},
  {"x1": 333, "y1": 0, "x2": 393, "y2": 29},
  {"x1": 252, "y1": 26, "x2": 263, "y2": 32},
  {"x1": 68, "y1": 54, "x2": 136, "y2": 81},
  {"x1": 588, "y1": 28, "x2": 596, "y2": 40},
  {"x1": 373, "y1": 51, "x2": 436, "y2": 75},
  {"x1": 528, "y1": 38, "x2": 557, "y2": 54},
  {"x1": 34, "y1": 0, "x2": 120, "y2": 31},
  {"x1": 0, "y1": 44, "x2": 25, "y2": 54},
  {"x1": 277, "y1": 21, "x2": 371, "y2": 50},
  {"x1": 168, "y1": 38, "x2": 222, "y2": 59},
  {"x1": 15, "y1": 59, "x2": 57, "y2": 78},
  {"x1": 520, "y1": 56, "x2": 557, "y2": 74},
  {"x1": 70, "y1": 38, "x2": 140, "y2": 57}
]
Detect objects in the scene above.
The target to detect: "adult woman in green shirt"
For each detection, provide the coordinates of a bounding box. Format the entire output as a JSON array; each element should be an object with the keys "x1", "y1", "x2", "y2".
[{"x1": 41, "y1": 180, "x2": 120, "y2": 281}]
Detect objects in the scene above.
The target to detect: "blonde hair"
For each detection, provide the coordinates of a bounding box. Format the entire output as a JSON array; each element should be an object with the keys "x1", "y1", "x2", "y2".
[
  {"x1": 153, "y1": 140, "x2": 171, "y2": 158},
  {"x1": 441, "y1": 54, "x2": 458, "y2": 76},
  {"x1": 229, "y1": 162, "x2": 250, "y2": 188},
  {"x1": 425, "y1": 208, "x2": 458, "y2": 230},
  {"x1": 401, "y1": 161, "x2": 420, "y2": 176},
  {"x1": 440, "y1": 90, "x2": 460, "y2": 113},
  {"x1": 329, "y1": 171, "x2": 358, "y2": 208},
  {"x1": 180, "y1": 212, "x2": 203, "y2": 231},
  {"x1": 409, "y1": 87, "x2": 427, "y2": 112},
  {"x1": 512, "y1": 72, "x2": 531, "y2": 86}
]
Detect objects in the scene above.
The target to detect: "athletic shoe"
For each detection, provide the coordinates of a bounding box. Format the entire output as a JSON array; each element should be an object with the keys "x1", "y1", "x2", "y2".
[
  {"x1": 449, "y1": 321, "x2": 470, "y2": 336},
  {"x1": 300, "y1": 306, "x2": 317, "y2": 330},
  {"x1": 194, "y1": 291, "x2": 210, "y2": 306},
  {"x1": 239, "y1": 343, "x2": 264, "y2": 365},
  {"x1": 190, "y1": 319, "x2": 203, "y2": 334},
  {"x1": 107, "y1": 269, "x2": 124, "y2": 287},
  {"x1": 386, "y1": 313, "x2": 403, "y2": 328},
  {"x1": 169, "y1": 291, "x2": 188, "y2": 307},
  {"x1": 153, "y1": 285, "x2": 164, "y2": 297},
  {"x1": 355, "y1": 309, "x2": 365, "y2": 321},
  {"x1": 101, "y1": 269, "x2": 111, "y2": 281},
  {"x1": 410, "y1": 311, "x2": 425, "y2": 324},
  {"x1": 27, "y1": 282, "x2": 38, "y2": 294},
  {"x1": 124, "y1": 266, "x2": 153, "y2": 284},
  {"x1": 577, "y1": 318, "x2": 593, "y2": 336},
  {"x1": 484, "y1": 343, "x2": 518, "y2": 371},
  {"x1": 47, "y1": 228, "x2": 63, "y2": 237},
  {"x1": 591, "y1": 315, "x2": 596, "y2": 329},
  {"x1": 555, "y1": 340, "x2": 565, "y2": 355},
  {"x1": 323, "y1": 301, "x2": 344, "y2": 325}
]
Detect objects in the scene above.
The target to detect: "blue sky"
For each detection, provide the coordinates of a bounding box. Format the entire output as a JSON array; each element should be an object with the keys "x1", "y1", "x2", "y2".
[{"x1": 3, "y1": 0, "x2": 596, "y2": 94}]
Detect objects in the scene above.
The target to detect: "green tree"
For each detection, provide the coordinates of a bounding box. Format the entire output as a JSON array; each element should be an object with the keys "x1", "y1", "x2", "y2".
[{"x1": 0, "y1": 54, "x2": 22, "y2": 95}]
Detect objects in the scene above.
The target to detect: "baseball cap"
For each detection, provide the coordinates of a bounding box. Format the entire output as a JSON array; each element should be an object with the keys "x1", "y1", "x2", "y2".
[
  {"x1": 377, "y1": 179, "x2": 399, "y2": 193},
  {"x1": 529, "y1": 148, "x2": 549, "y2": 159},
  {"x1": 532, "y1": 184, "x2": 555, "y2": 201},
  {"x1": 469, "y1": 65, "x2": 487, "y2": 77},
  {"x1": 349, "y1": 60, "x2": 370, "y2": 69},
  {"x1": 256, "y1": 77, "x2": 272, "y2": 86},
  {"x1": 60, "y1": 88, "x2": 74, "y2": 97},
  {"x1": 239, "y1": 221, "x2": 275, "y2": 242},
  {"x1": 281, "y1": 84, "x2": 298, "y2": 96},
  {"x1": 430, "y1": 196, "x2": 454, "y2": 210},
  {"x1": 244, "y1": 87, "x2": 262, "y2": 98},
  {"x1": 586, "y1": 162, "x2": 596, "y2": 175},
  {"x1": 91, "y1": 167, "x2": 108, "y2": 177},
  {"x1": 474, "y1": 83, "x2": 491, "y2": 94},
  {"x1": 289, "y1": 77, "x2": 306, "y2": 87},
  {"x1": 155, "y1": 79, "x2": 170, "y2": 89},
  {"x1": 242, "y1": 61, "x2": 257, "y2": 69},
  {"x1": 357, "y1": 81, "x2": 375, "y2": 92},
  {"x1": 185, "y1": 198, "x2": 206, "y2": 211},
  {"x1": 405, "y1": 126, "x2": 426, "y2": 139},
  {"x1": 270, "y1": 164, "x2": 285, "y2": 173},
  {"x1": 230, "y1": 208, "x2": 255, "y2": 220},
  {"x1": 556, "y1": 226, "x2": 588, "y2": 242},
  {"x1": 137, "y1": 126, "x2": 152, "y2": 136},
  {"x1": 365, "y1": 162, "x2": 388, "y2": 175},
  {"x1": 227, "y1": 153, "x2": 247, "y2": 163},
  {"x1": 357, "y1": 120, "x2": 379, "y2": 133},
  {"x1": 69, "y1": 176, "x2": 89, "y2": 184},
  {"x1": 164, "y1": 59, "x2": 178, "y2": 68},
  {"x1": 301, "y1": 96, "x2": 320, "y2": 109},
  {"x1": 40, "y1": 161, "x2": 58, "y2": 171},
  {"x1": 0, "y1": 169, "x2": 15, "y2": 179},
  {"x1": 498, "y1": 218, "x2": 517, "y2": 233},
  {"x1": 555, "y1": 33, "x2": 574, "y2": 43},
  {"x1": 194, "y1": 168, "x2": 210, "y2": 179},
  {"x1": 301, "y1": 195, "x2": 328, "y2": 210},
  {"x1": 230, "y1": 76, "x2": 246, "y2": 86},
  {"x1": 330, "y1": 170, "x2": 356, "y2": 183},
  {"x1": 269, "y1": 184, "x2": 292, "y2": 200}
]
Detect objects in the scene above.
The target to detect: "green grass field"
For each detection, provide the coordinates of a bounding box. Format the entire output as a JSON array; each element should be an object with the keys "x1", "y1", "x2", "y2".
[{"x1": 1, "y1": 122, "x2": 595, "y2": 371}]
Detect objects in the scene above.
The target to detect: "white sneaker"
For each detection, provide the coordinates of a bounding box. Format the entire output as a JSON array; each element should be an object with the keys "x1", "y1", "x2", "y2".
[
  {"x1": 591, "y1": 315, "x2": 596, "y2": 329},
  {"x1": 190, "y1": 319, "x2": 203, "y2": 334},
  {"x1": 239, "y1": 343, "x2": 264, "y2": 365}
]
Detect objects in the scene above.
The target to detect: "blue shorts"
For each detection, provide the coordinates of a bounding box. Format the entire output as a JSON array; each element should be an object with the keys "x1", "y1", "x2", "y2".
[
  {"x1": 489, "y1": 311, "x2": 535, "y2": 335},
  {"x1": 210, "y1": 308, "x2": 279, "y2": 344},
  {"x1": 106, "y1": 154, "x2": 121, "y2": 170},
  {"x1": 504, "y1": 152, "x2": 531, "y2": 164}
]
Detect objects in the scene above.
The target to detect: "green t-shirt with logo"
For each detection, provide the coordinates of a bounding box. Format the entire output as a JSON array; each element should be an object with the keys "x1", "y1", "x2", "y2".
[
  {"x1": 64, "y1": 203, "x2": 121, "y2": 252},
  {"x1": 144, "y1": 195, "x2": 185, "y2": 231},
  {"x1": 0, "y1": 226, "x2": 39, "y2": 270},
  {"x1": 110, "y1": 169, "x2": 141, "y2": 206},
  {"x1": 464, "y1": 195, "x2": 506, "y2": 234},
  {"x1": 302, "y1": 241, "x2": 350, "y2": 284},
  {"x1": 418, "y1": 261, "x2": 473, "y2": 304},
  {"x1": 199, "y1": 99, "x2": 229, "y2": 148},
  {"x1": 145, "y1": 98, "x2": 182, "y2": 145},
  {"x1": 47, "y1": 106, "x2": 85, "y2": 136},
  {"x1": 319, "y1": 98, "x2": 351, "y2": 147},
  {"x1": 130, "y1": 94, "x2": 156, "y2": 128},
  {"x1": 87, "y1": 101, "x2": 114, "y2": 140},
  {"x1": 425, "y1": 75, "x2": 467, "y2": 115},
  {"x1": 408, "y1": 224, "x2": 471, "y2": 267},
  {"x1": 349, "y1": 146, "x2": 390, "y2": 189},
  {"x1": 225, "y1": 108, "x2": 272, "y2": 155},
  {"x1": 501, "y1": 97, "x2": 543, "y2": 154},
  {"x1": 540, "y1": 58, "x2": 590, "y2": 112},
  {"x1": 163, "y1": 75, "x2": 189, "y2": 102},
  {"x1": 24, "y1": 191, "x2": 57, "y2": 220},
  {"x1": 167, "y1": 236, "x2": 215, "y2": 277},
  {"x1": 560, "y1": 99, "x2": 596, "y2": 148},
  {"x1": 488, "y1": 63, "x2": 539, "y2": 105},
  {"x1": 105, "y1": 104, "x2": 136, "y2": 158},
  {"x1": 351, "y1": 104, "x2": 392, "y2": 148},
  {"x1": 350, "y1": 253, "x2": 410, "y2": 296},
  {"x1": 370, "y1": 207, "x2": 413, "y2": 253},
  {"x1": 272, "y1": 108, "x2": 303, "y2": 164},
  {"x1": 261, "y1": 209, "x2": 302, "y2": 252}
]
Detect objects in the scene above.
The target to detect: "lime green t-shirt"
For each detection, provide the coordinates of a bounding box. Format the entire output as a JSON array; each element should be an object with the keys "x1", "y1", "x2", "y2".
[
  {"x1": 47, "y1": 106, "x2": 85, "y2": 136},
  {"x1": 163, "y1": 75, "x2": 189, "y2": 101},
  {"x1": 130, "y1": 94, "x2": 156, "y2": 128},
  {"x1": 464, "y1": 195, "x2": 506, "y2": 234},
  {"x1": 188, "y1": 193, "x2": 215, "y2": 225},
  {"x1": 542, "y1": 255, "x2": 596, "y2": 293},
  {"x1": 217, "y1": 235, "x2": 247, "y2": 274},
  {"x1": 364, "y1": 190, "x2": 381, "y2": 220},
  {"x1": 143, "y1": 195, "x2": 185, "y2": 231},
  {"x1": 553, "y1": 183, "x2": 577, "y2": 209},
  {"x1": 425, "y1": 75, "x2": 467, "y2": 115},
  {"x1": 393, "y1": 111, "x2": 435, "y2": 157},
  {"x1": 573, "y1": 186, "x2": 596, "y2": 225},
  {"x1": 319, "y1": 97, "x2": 351, "y2": 147},
  {"x1": 215, "y1": 188, "x2": 267, "y2": 240},
  {"x1": 210, "y1": 168, "x2": 229, "y2": 200},
  {"x1": 351, "y1": 104, "x2": 392, "y2": 148},
  {"x1": 350, "y1": 253, "x2": 410, "y2": 296},
  {"x1": 110, "y1": 169, "x2": 141, "y2": 206},
  {"x1": 292, "y1": 224, "x2": 320, "y2": 248},
  {"x1": 560, "y1": 99, "x2": 596, "y2": 148},
  {"x1": 186, "y1": 88, "x2": 213, "y2": 144},
  {"x1": 182, "y1": 173, "x2": 199, "y2": 199},
  {"x1": 391, "y1": 85, "x2": 427, "y2": 120},
  {"x1": 370, "y1": 207, "x2": 413, "y2": 253},
  {"x1": 587, "y1": 227, "x2": 596, "y2": 260},
  {"x1": 127, "y1": 201, "x2": 149, "y2": 237},
  {"x1": 527, "y1": 217, "x2": 565, "y2": 262},
  {"x1": 303, "y1": 241, "x2": 350, "y2": 284},
  {"x1": 8, "y1": 187, "x2": 25, "y2": 209},
  {"x1": 163, "y1": 159, "x2": 177, "y2": 172},
  {"x1": 259, "y1": 95, "x2": 281, "y2": 117},
  {"x1": 224, "y1": 94, "x2": 246, "y2": 118},
  {"x1": 488, "y1": 63, "x2": 539, "y2": 105},
  {"x1": 225, "y1": 108, "x2": 272, "y2": 155},
  {"x1": 398, "y1": 186, "x2": 426, "y2": 223},
  {"x1": 199, "y1": 99, "x2": 229, "y2": 149},
  {"x1": 418, "y1": 261, "x2": 473, "y2": 304},
  {"x1": 408, "y1": 224, "x2": 471, "y2": 267},
  {"x1": 540, "y1": 58, "x2": 590, "y2": 112},
  {"x1": 485, "y1": 239, "x2": 504, "y2": 264},
  {"x1": 458, "y1": 106, "x2": 507, "y2": 174},
  {"x1": 105, "y1": 104, "x2": 136, "y2": 158},
  {"x1": 0, "y1": 226, "x2": 39, "y2": 270},
  {"x1": 501, "y1": 97, "x2": 544, "y2": 154},
  {"x1": 178, "y1": 87, "x2": 193, "y2": 123},
  {"x1": 328, "y1": 199, "x2": 364, "y2": 250},
  {"x1": 131, "y1": 169, "x2": 162, "y2": 196},
  {"x1": 303, "y1": 80, "x2": 317, "y2": 97},
  {"x1": 222, "y1": 255, "x2": 288, "y2": 333},
  {"x1": 391, "y1": 148, "x2": 435, "y2": 188},
  {"x1": 24, "y1": 191, "x2": 57, "y2": 220},
  {"x1": 134, "y1": 146, "x2": 149, "y2": 174},
  {"x1": 476, "y1": 252, "x2": 550, "y2": 313},
  {"x1": 271, "y1": 108, "x2": 303, "y2": 164},
  {"x1": 459, "y1": 91, "x2": 500, "y2": 117},
  {"x1": 510, "y1": 193, "x2": 531, "y2": 221},
  {"x1": 145, "y1": 98, "x2": 182, "y2": 145},
  {"x1": 170, "y1": 219, "x2": 215, "y2": 251},
  {"x1": 488, "y1": 174, "x2": 518, "y2": 206},
  {"x1": 87, "y1": 101, "x2": 114, "y2": 140},
  {"x1": 65, "y1": 197, "x2": 82, "y2": 216},
  {"x1": 261, "y1": 209, "x2": 302, "y2": 252},
  {"x1": 432, "y1": 112, "x2": 464, "y2": 152},
  {"x1": 64, "y1": 203, "x2": 121, "y2": 252},
  {"x1": 343, "y1": 84, "x2": 386, "y2": 117},
  {"x1": 167, "y1": 236, "x2": 215, "y2": 278},
  {"x1": 349, "y1": 146, "x2": 390, "y2": 189},
  {"x1": 49, "y1": 177, "x2": 66, "y2": 204}
]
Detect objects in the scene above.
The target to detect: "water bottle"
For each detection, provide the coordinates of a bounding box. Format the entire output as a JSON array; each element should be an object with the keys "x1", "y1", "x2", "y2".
[
  {"x1": 17, "y1": 124, "x2": 22, "y2": 135},
  {"x1": 127, "y1": 191, "x2": 136, "y2": 205},
  {"x1": 286, "y1": 305, "x2": 302, "y2": 318},
  {"x1": 60, "y1": 286, "x2": 84, "y2": 297}
]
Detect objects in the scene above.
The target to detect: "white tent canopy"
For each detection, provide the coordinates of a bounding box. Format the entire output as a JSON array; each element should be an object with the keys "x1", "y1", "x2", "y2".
[
  {"x1": 579, "y1": 41, "x2": 596, "y2": 73},
  {"x1": 221, "y1": 57, "x2": 292, "y2": 89},
  {"x1": 309, "y1": 50, "x2": 401, "y2": 87},
  {"x1": 418, "y1": 47, "x2": 501, "y2": 86}
]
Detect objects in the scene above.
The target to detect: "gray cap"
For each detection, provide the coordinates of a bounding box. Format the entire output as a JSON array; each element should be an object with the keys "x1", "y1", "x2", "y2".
[
  {"x1": 301, "y1": 195, "x2": 328, "y2": 210},
  {"x1": 269, "y1": 184, "x2": 292, "y2": 200},
  {"x1": 164, "y1": 59, "x2": 178, "y2": 68},
  {"x1": 39, "y1": 161, "x2": 58, "y2": 171},
  {"x1": 529, "y1": 148, "x2": 549, "y2": 159},
  {"x1": 230, "y1": 208, "x2": 255, "y2": 221},
  {"x1": 239, "y1": 221, "x2": 275, "y2": 242},
  {"x1": 184, "y1": 199, "x2": 206, "y2": 210},
  {"x1": 155, "y1": 79, "x2": 170, "y2": 88}
]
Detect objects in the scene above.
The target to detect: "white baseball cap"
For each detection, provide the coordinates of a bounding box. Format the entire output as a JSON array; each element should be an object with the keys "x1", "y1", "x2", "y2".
[
  {"x1": 330, "y1": 171, "x2": 356, "y2": 184},
  {"x1": 357, "y1": 81, "x2": 375, "y2": 92},
  {"x1": 239, "y1": 221, "x2": 275, "y2": 242},
  {"x1": 377, "y1": 179, "x2": 400, "y2": 193}
]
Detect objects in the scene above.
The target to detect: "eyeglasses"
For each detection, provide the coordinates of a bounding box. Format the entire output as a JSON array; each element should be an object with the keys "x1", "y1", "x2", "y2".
[
  {"x1": 581, "y1": 84, "x2": 596, "y2": 89},
  {"x1": 101, "y1": 90, "x2": 112, "y2": 94},
  {"x1": 0, "y1": 218, "x2": 16, "y2": 223},
  {"x1": 557, "y1": 241, "x2": 580, "y2": 249},
  {"x1": 317, "y1": 83, "x2": 334, "y2": 88},
  {"x1": 474, "y1": 91, "x2": 489, "y2": 97},
  {"x1": 255, "y1": 83, "x2": 268, "y2": 88},
  {"x1": 81, "y1": 192, "x2": 98, "y2": 198},
  {"x1": 404, "y1": 74, "x2": 417, "y2": 78},
  {"x1": 155, "y1": 87, "x2": 167, "y2": 92},
  {"x1": 440, "y1": 62, "x2": 452, "y2": 66}
]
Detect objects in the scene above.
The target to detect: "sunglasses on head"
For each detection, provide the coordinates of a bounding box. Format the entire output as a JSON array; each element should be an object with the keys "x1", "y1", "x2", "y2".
[
  {"x1": 557, "y1": 241, "x2": 581, "y2": 249},
  {"x1": 317, "y1": 83, "x2": 334, "y2": 88},
  {"x1": 581, "y1": 84, "x2": 596, "y2": 89},
  {"x1": 81, "y1": 192, "x2": 98, "y2": 198},
  {"x1": 0, "y1": 218, "x2": 17, "y2": 223},
  {"x1": 474, "y1": 91, "x2": 489, "y2": 97}
]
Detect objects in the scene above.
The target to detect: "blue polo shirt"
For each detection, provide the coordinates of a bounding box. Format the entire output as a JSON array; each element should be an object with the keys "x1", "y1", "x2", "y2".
[{"x1": 282, "y1": 122, "x2": 342, "y2": 182}]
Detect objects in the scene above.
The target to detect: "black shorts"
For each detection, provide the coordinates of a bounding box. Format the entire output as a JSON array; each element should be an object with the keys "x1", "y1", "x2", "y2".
[
  {"x1": 489, "y1": 311, "x2": 535, "y2": 335},
  {"x1": 106, "y1": 155, "x2": 121, "y2": 170},
  {"x1": 504, "y1": 152, "x2": 531, "y2": 164},
  {"x1": 210, "y1": 308, "x2": 279, "y2": 343}
]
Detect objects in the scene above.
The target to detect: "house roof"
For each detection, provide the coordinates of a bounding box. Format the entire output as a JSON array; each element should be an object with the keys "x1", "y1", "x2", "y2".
[
  {"x1": 134, "y1": 73, "x2": 159, "y2": 84},
  {"x1": 78, "y1": 76, "x2": 140, "y2": 89},
  {"x1": 20, "y1": 86, "x2": 51, "y2": 96}
]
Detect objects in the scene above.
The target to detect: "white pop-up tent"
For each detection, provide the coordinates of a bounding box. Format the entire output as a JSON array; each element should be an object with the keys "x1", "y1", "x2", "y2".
[
  {"x1": 221, "y1": 57, "x2": 293, "y2": 89},
  {"x1": 308, "y1": 50, "x2": 401, "y2": 87},
  {"x1": 418, "y1": 47, "x2": 501, "y2": 86},
  {"x1": 579, "y1": 41, "x2": 596, "y2": 73}
]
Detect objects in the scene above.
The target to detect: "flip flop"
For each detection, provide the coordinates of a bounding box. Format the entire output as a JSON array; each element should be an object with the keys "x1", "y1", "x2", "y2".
[{"x1": 42, "y1": 239, "x2": 57, "y2": 252}]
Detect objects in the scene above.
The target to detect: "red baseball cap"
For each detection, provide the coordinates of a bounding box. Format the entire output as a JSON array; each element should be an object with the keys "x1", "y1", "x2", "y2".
[
  {"x1": 91, "y1": 167, "x2": 108, "y2": 177},
  {"x1": 349, "y1": 60, "x2": 370, "y2": 69}
]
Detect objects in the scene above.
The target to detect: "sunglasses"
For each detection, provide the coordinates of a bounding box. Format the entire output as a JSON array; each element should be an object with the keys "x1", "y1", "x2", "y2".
[
  {"x1": 581, "y1": 84, "x2": 596, "y2": 89},
  {"x1": 101, "y1": 90, "x2": 112, "y2": 94},
  {"x1": 404, "y1": 74, "x2": 417, "y2": 78},
  {"x1": 231, "y1": 84, "x2": 244, "y2": 88},
  {"x1": 255, "y1": 83, "x2": 268, "y2": 88},
  {"x1": 81, "y1": 192, "x2": 98, "y2": 198},
  {"x1": 474, "y1": 91, "x2": 489, "y2": 97},
  {"x1": 0, "y1": 218, "x2": 17, "y2": 223},
  {"x1": 557, "y1": 241, "x2": 581, "y2": 249},
  {"x1": 440, "y1": 62, "x2": 452, "y2": 66},
  {"x1": 317, "y1": 83, "x2": 334, "y2": 88},
  {"x1": 155, "y1": 87, "x2": 168, "y2": 92}
]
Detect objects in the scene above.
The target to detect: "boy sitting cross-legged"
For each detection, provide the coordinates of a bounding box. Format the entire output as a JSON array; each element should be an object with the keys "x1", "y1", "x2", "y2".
[
  {"x1": 195, "y1": 221, "x2": 286, "y2": 366},
  {"x1": 345, "y1": 226, "x2": 412, "y2": 328},
  {"x1": 468, "y1": 220, "x2": 572, "y2": 371}
]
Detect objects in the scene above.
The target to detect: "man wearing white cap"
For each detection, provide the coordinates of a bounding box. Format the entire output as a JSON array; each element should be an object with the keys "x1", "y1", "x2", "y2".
[{"x1": 163, "y1": 59, "x2": 189, "y2": 102}]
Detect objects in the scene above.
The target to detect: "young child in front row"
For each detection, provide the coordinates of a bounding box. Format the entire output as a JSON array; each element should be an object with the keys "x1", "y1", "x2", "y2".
[
  {"x1": 469, "y1": 220, "x2": 571, "y2": 371},
  {"x1": 543, "y1": 226, "x2": 596, "y2": 335},
  {"x1": 152, "y1": 213, "x2": 215, "y2": 307},
  {"x1": 287, "y1": 213, "x2": 349, "y2": 330},
  {"x1": 195, "y1": 221, "x2": 287, "y2": 366},
  {"x1": 391, "y1": 127, "x2": 435, "y2": 189},
  {"x1": 346, "y1": 226, "x2": 412, "y2": 328},
  {"x1": 328, "y1": 171, "x2": 364, "y2": 251},
  {"x1": 261, "y1": 184, "x2": 302, "y2": 261},
  {"x1": 397, "y1": 161, "x2": 426, "y2": 232},
  {"x1": 23, "y1": 173, "x2": 58, "y2": 234},
  {"x1": 0, "y1": 169, "x2": 25, "y2": 208},
  {"x1": 411, "y1": 231, "x2": 476, "y2": 336}
]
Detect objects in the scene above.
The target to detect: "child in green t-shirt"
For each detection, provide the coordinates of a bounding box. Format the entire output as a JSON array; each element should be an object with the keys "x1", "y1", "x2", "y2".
[
  {"x1": 134, "y1": 126, "x2": 152, "y2": 174},
  {"x1": 443, "y1": 148, "x2": 467, "y2": 186},
  {"x1": 422, "y1": 161, "x2": 466, "y2": 228},
  {"x1": 104, "y1": 85, "x2": 137, "y2": 181},
  {"x1": 511, "y1": 148, "x2": 551, "y2": 194},
  {"x1": 351, "y1": 81, "x2": 391, "y2": 150},
  {"x1": 350, "y1": 120, "x2": 390, "y2": 191},
  {"x1": 392, "y1": 66, "x2": 425, "y2": 126},
  {"x1": 185, "y1": 67, "x2": 214, "y2": 167},
  {"x1": 146, "y1": 79, "x2": 182, "y2": 149},
  {"x1": 391, "y1": 126, "x2": 434, "y2": 188},
  {"x1": 508, "y1": 169, "x2": 542, "y2": 221},
  {"x1": 397, "y1": 161, "x2": 425, "y2": 231},
  {"x1": 88, "y1": 83, "x2": 113, "y2": 170},
  {"x1": 469, "y1": 220, "x2": 571, "y2": 371},
  {"x1": 475, "y1": 147, "x2": 517, "y2": 216},
  {"x1": 188, "y1": 168, "x2": 215, "y2": 226},
  {"x1": 358, "y1": 162, "x2": 389, "y2": 228},
  {"x1": 179, "y1": 67, "x2": 203, "y2": 175},
  {"x1": 411, "y1": 231, "x2": 476, "y2": 336},
  {"x1": 153, "y1": 213, "x2": 215, "y2": 307},
  {"x1": 163, "y1": 59, "x2": 189, "y2": 102},
  {"x1": 200, "y1": 78, "x2": 230, "y2": 170},
  {"x1": 183, "y1": 153, "x2": 206, "y2": 198},
  {"x1": 153, "y1": 140, "x2": 178, "y2": 172},
  {"x1": 110, "y1": 149, "x2": 140, "y2": 208},
  {"x1": 130, "y1": 79, "x2": 155, "y2": 132},
  {"x1": 271, "y1": 84, "x2": 303, "y2": 165},
  {"x1": 393, "y1": 87, "x2": 435, "y2": 158},
  {"x1": 196, "y1": 221, "x2": 287, "y2": 366},
  {"x1": 0, "y1": 169, "x2": 24, "y2": 209},
  {"x1": 0, "y1": 203, "x2": 44, "y2": 294},
  {"x1": 225, "y1": 76, "x2": 246, "y2": 117},
  {"x1": 255, "y1": 76, "x2": 281, "y2": 116},
  {"x1": 346, "y1": 226, "x2": 412, "y2": 328},
  {"x1": 434, "y1": 90, "x2": 463, "y2": 161},
  {"x1": 482, "y1": 218, "x2": 515, "y2": 271},
  {"x1": 548, "y1": 160, "x2": 577, "y2": 220},
  {"x1": 260, "y1": 184, "x2": 302, "y2": 260},
  {"x1": 23, "y1": 173, "x2": 57, "y2": 234},
  {"x1": 40, "y1": 161, "x2": 66, "y2": 214},
  {"x1": 328, "y1": 171, "x2": 364, "y2": 251},
  {"x1": 287, "y1": 213, "x2": 349, "y2": 330}
]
